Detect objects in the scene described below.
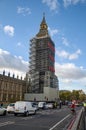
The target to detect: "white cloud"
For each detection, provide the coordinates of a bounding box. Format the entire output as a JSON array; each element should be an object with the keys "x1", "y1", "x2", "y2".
[
  {"x1": 56, "y1": 49, "x2": 81, "y2": 60},
  {"x1": 48, "y1": 27, "x2": 59, "y2": 36},
  {"x1": 56, "y1": 50, "x2": 69, "y2": 58},
  {"x1": 17, "y1": 7, "x2": 31, "y2": 16},
  {"x1": 63, "y1": 0, "x2": 86, "y2": 7},
  {"x1": 42, "y1": 0, "x2": 86, "y2": 10},
  {"x1": 55, "y1": 62, "x2": 86, "y2": 92},
  {"x1": 55, "y1": 62, "x2": 86, "y2": 80},
  {"x1": 42, "y1": 0, "x2": 59, "y2": 11},
  {"x1": 16, "y1": 42, "x2": 26, "y2": 48},
  {"x1": 0, "y1": 23, "x2": 3, "y2": 30},
  {"x1": 62, "y1": 37, "x2": 69, "y2": 46},
  {"x1": 17, "y1": 42, "x2": 22, "y2": 47},
  {"x1": 69, "y1": 49, "x2": 81, "y2": 60},
  {"x1": 3, "y1": 25, "x2": 14, "y2": 37},
  {"x1": 0, "y1": 48, "x2": 28, "y2": 78}
]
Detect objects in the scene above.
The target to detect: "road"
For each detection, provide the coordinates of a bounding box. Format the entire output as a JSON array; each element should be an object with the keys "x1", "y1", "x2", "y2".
[{"x1": 0, "y1": 106, "x2": 82, "y2": 130}]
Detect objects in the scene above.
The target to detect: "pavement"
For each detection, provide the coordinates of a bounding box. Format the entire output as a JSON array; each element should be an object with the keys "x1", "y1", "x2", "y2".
[
  {"x1": 83, "y1": 108, "x2": 86, "y2": 129},
  {"x1": 85, "y1": 113, "x2": 86, "y2": 130}
]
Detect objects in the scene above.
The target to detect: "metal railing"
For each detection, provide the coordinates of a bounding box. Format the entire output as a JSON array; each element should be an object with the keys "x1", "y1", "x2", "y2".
[{"x1": 68, "y1": 108, "x2": 85, "y2": 130}]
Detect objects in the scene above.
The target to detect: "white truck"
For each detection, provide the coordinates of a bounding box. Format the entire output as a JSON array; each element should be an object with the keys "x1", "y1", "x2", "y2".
[{"x1": 14, "y1": 101, "x2": 37, "y2": 116}]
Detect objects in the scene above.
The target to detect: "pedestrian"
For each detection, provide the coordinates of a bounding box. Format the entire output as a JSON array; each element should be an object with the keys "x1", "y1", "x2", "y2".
[
  {"x1": 1, "y1": 103, "x2": 3, "y2": 107},
  {"x1": 59, "y1": 100, "x2": 62, "y2": 109},
  {"x1": 70, "y1": 102, "x2": 76, "y2": 114},
  {"x1": 53, "y1": 102, "x2": 57, "y2": 108},
  {"x1": 83, "y1": 102, "x2": 86, "y2": 112}
]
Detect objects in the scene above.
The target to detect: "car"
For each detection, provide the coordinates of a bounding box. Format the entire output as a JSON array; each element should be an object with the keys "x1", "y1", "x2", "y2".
[
  {"x1": 7, "y1": 103, "x2": 15, "y2": 113},
  {"x1": 38, "y1": 102, "x2": 46, "y2": 109},
  {"x1": 45, "y1": 103, "x2": 53, "y2": 109},
  {"x1": 0, "y1": 106, "x2": 7, "y2": 116}
]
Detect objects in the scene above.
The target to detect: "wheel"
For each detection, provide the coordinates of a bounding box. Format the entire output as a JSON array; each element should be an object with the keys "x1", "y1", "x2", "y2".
[
  {"x1": 24, "y1": 111, "x2": 29, "y2": 116},
  {"x1": 34, "y1": 110, "x2": 36, "y2": 115},
  {"x1": 14, "y1": 113, "x2": 17, "y2": 116},
  {"x1": 3, "y1": 110, "x2": 6, "y2": 116},
  {"x1": 71, "y1": 109, "x2": 76, "y2": 115}
]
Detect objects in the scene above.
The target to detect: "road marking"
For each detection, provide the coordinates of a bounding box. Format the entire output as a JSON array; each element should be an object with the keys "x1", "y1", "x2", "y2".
[
  {"x1": 21, "y1": 116, "x2": 34, "y2": 120},
  {"x1": 0, "y1": 121, "x2": 15, "y2": 127},
  {"x1": 49, "y1": 114, "x2": 70, "y2": 130}
]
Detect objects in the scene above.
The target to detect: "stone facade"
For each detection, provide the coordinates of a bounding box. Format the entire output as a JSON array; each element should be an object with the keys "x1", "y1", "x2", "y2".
[{"x1": 0, "y1": 72, "x2": 26, "y2": 103}]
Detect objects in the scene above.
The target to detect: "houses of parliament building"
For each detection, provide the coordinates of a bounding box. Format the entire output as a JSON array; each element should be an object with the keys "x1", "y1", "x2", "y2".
[{"x1": 0, "y1": 71, "x2": 27, "y2": 103}]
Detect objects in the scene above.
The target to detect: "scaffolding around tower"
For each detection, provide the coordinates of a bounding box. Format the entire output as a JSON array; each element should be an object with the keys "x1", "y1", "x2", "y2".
[{"x1": 25, "y1": 14, "x2": 59, "y2": 102}]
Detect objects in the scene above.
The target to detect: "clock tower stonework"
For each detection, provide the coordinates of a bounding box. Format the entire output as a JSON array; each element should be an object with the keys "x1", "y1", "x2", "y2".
[{"x1": 25, "y1": 14, "x2": 59, "y2": 101}]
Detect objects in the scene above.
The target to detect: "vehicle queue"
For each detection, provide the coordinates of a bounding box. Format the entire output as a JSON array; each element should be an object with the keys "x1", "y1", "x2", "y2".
[
  {"x1": 0, "y1": 100, "x2": 83, "y2": 116},
  {"x1": 0, "y1": 101, "x2": 58, "y2": 116}
]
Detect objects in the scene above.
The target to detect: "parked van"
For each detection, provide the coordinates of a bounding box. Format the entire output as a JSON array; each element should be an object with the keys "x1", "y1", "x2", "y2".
[{"x1": 14, "y1": 101, "x2": 37, "y2": 116}]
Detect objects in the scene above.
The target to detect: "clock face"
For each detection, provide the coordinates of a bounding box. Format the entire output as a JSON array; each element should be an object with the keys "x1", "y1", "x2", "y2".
[
  {"x1": 41, "y1": 24, "x2": 47, "y2": 29},
  {"x1": 44, "y1": 25, "x2": 47, "y2": 28}
]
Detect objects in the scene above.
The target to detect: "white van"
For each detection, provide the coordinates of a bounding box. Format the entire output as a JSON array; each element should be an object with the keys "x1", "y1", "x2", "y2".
[{"x1": 14, "y1": 101, "x2": 37, "y2": 116}]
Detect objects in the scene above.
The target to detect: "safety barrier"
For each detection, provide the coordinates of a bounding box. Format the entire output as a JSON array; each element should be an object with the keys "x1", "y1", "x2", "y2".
[{"x1": 67, "y1": 108, "x2": 85, "y2": 130}]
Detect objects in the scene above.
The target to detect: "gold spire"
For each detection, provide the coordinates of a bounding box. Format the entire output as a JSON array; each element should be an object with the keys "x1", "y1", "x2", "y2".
[
  {"x1": 40, "y1": 13, "x2": 48, "y2": 30},
  {"x1": 36, "y1": 13, "x2": 49, "y2": 38}
]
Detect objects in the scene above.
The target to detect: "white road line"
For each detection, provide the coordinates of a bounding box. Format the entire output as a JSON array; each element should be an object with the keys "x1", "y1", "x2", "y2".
[
  {"x1": 0, "y1": 121, "x2": 15, "y2": 127},
  {"x1": 21, "y1": 116, "x2": 34, "y2": 120},
  {"x1": 49, "y1": 114, "x2": 70, "y2": 130}
]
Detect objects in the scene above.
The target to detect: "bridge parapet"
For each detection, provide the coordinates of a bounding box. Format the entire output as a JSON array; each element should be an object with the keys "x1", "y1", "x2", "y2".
[{"x1": 67, "y1": 108, "x2": 85, "y2": 130}]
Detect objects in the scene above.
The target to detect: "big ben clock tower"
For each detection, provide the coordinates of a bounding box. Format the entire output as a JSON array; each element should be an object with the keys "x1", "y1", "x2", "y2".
[{"x1": 26, "y1": 14, "x2": 59, "y2": 101}]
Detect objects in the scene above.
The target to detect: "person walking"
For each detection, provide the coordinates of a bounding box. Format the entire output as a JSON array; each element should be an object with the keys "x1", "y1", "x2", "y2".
[
  {"x1": 0, "y1": 103, "x2": 3, "y2": 107},
  {"x1": 83, "y1": 102, "x2": 86, "y2": 112},
  {"x1": 70, "y1": 102, "x2": 76, "y2": 114},
  {"x1": 59, "y1": 100, "x2": 62, "y2": 109}
]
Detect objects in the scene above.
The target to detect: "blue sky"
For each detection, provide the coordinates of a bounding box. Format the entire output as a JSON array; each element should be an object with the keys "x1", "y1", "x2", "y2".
[{"x1": 0, "y1": 0, "x2": 86, "y2": 93}]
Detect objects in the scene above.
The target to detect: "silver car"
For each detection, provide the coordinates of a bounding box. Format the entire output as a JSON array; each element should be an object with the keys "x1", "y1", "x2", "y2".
[
  {"x1": 7, "y1": 103, "x2": 15, "y2": 113},
  {"x1": 0, "y1": 106, "x2": 6, "y2": 116}
]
